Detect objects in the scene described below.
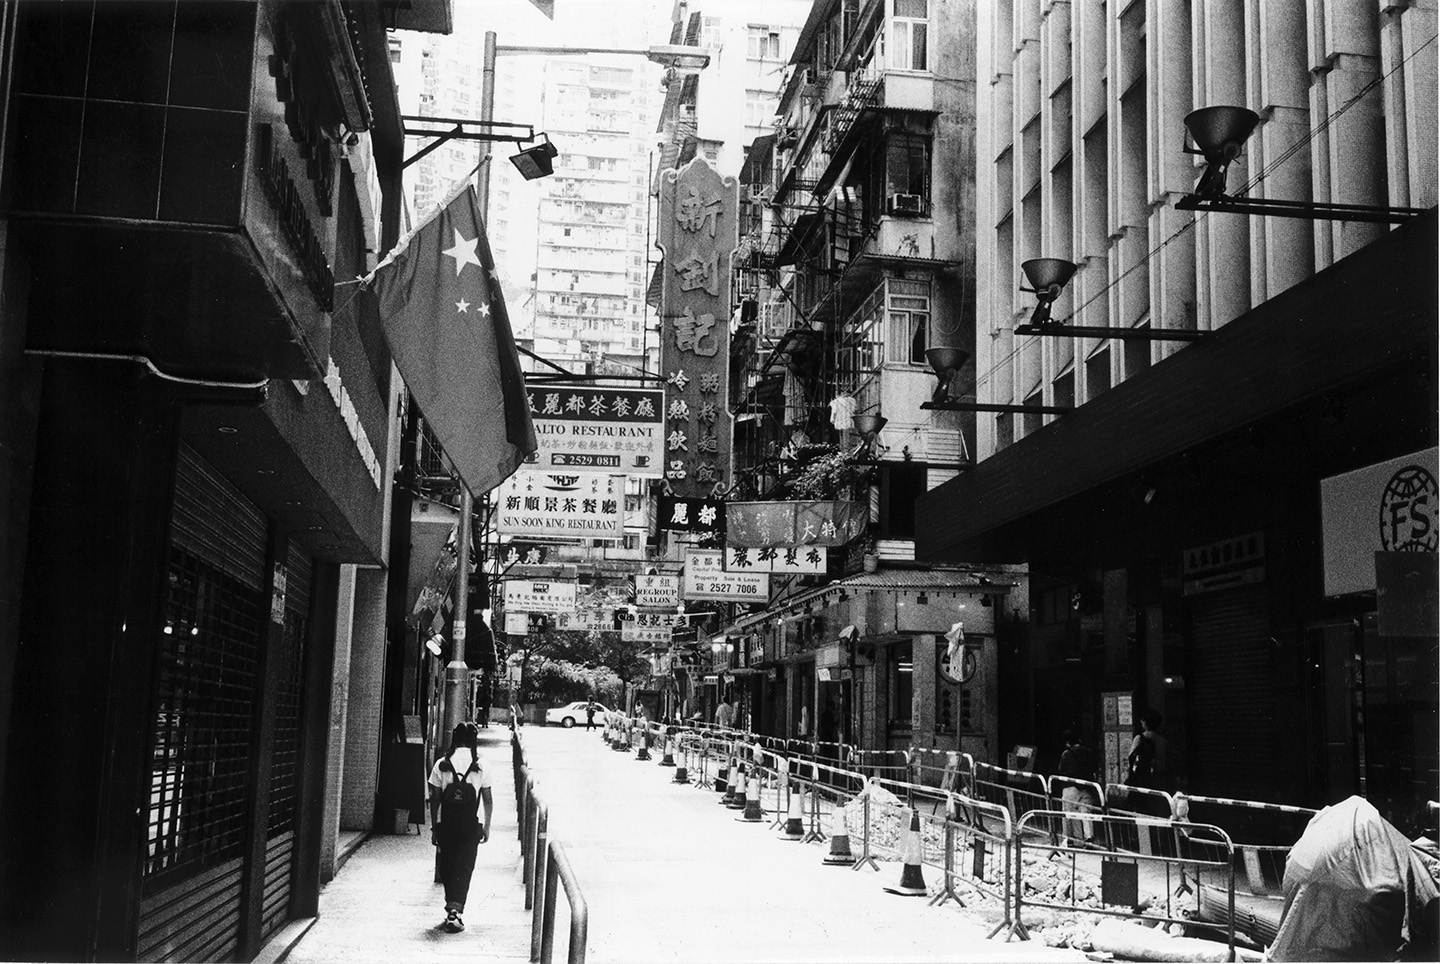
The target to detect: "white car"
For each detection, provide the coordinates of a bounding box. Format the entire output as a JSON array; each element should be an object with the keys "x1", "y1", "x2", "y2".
[{"x1": 544, "y1": 701, "x2": 609, "y2": 727}]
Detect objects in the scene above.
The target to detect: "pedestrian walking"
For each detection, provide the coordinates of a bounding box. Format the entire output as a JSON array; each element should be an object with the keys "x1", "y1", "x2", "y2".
[
  {"x1": 1057, "y1": 730, "x2": 1098, "y2": 843},
  {"x1": 428, "y1": 722, "x2": 493, "y2": 933},
  {"x1": 585, "y1": 698, "x2": 598, "y2": 731},
  {"x1": 1125, "y1": 710, "x2": 1168, "y2": 789},
  {"x1": 714, "y1": 698, "x2": 734, "y2": 730}
]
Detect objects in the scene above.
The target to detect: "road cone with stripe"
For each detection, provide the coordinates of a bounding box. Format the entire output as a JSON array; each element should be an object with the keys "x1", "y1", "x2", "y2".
[
  {"x1": 779, "y1": 783, "x2": 805, "y2": 840},
  {"x1": 673, "y1": 747, "x2": 689, "y2": 784},
  {"x1": 658, "y1": 734, "x2": 676, "y2": 766},
  {"x1": 823, "y1": 802, "x2": 853, "y2": 865},
  {"x1": 635, "y1": 727, "x2": 651, "y2": 761},
  {"x1": 883, "y1": 808, "x2": 928, "y2": 896},
  {"x1": 726, "y1": 762, "x2": 748, "y2": 810},
  {"x1": 738, "y1": 774, "x2": 765, "y2": 822}
]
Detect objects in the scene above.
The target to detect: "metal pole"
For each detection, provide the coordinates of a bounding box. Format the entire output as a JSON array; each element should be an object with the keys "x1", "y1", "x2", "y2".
[{"x1": 445, "y1": 30, "x2": 498, "y2": 740}]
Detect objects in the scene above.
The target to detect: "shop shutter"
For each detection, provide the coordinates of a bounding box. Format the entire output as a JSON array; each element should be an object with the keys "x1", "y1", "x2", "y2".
[
  {"x1": 140, "y1": 445, "x2": 268, "y2": 961},
  {"x1": 1187, "y1": 586, "x2": 1273, "y2": 800},
  {"x1": 261, "y1": 539, "x2": 314, "y2": 941}
]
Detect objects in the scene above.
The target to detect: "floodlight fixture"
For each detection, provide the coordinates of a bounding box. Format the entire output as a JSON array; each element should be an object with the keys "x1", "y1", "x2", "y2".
[
  {"x1": 1184, "y1": 106, "x2": 1260, "y2": 198},
  {"x1": 924, "y1": 347, "x2": 970, "y2": 404},
  {"x1": 1020, "y1": 258, "x2": 1078, "y2": 327},
  {"x1": 510, "y1": 133, "x2": 560, "y2": 180}
]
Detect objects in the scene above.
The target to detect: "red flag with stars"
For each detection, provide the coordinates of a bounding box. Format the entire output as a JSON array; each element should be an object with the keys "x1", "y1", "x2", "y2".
[{"x1": 362, "y1": 183, "x2": 536, "y2": 495}]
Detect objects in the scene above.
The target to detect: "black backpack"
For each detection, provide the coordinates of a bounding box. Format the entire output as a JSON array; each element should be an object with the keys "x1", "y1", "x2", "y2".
[
  {"x1": 1126, "y1": 734, "x2": 1155, "y2": 786},
  {"x1": 438, "y1": 755, "x2": 480, "y2": 843}
]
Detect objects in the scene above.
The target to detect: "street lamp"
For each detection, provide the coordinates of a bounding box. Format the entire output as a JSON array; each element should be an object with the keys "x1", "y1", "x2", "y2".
[{"x1": 509, "y1": 132, "x2": 560, "y2": 180}]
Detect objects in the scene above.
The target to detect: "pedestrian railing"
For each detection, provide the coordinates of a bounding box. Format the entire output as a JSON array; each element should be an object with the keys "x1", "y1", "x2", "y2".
[{"x1": 511, "y1": 728, "x2": 590, "y2": 964}]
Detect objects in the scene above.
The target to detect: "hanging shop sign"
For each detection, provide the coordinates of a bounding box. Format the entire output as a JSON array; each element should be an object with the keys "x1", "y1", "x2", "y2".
[
  {"x1": 1180, "y1": 531, "x2": 1266, "y2": 597},
  {"x1": 497, "y1": 542, "x2": 549, "y2": 566},
  {"x1": 502, "y1": 579, "x2": 578, "y2": 614},
  {"x1": 656, "y1": 496, "x2": 726, "y2": 536},
  {"x1": 684, "y1": 549, "x2": 769, "y2": 602},
  {"x1": 634, "y1": 574, "x2": 681, "y2": 609},
  {"x1": 722, "y1": 544, "x2": 827, "y2": 574},
  {"x1": 504, "y1": 612, "x2": 530, "y2": 635},
  {"x1": 656, "y1": 157, "x2": 739, "y2": 499},
  {"x1": 525, "y1": 385, "x2": 665, "y2": 477},
  {"x1": 1320, "y1": 446, "x2": 1438, "y2": 596},
  {"x1": 552, "y1": 609, "x2": 609, "y2": 632},
  {"x1": 724, "y1": 500, "x2": 867, "y2": 548},
  {"x1": 495, "y1": 472, "x2": 624, "y2": 540},
  {"x1": 623, "y1": 609, "x2": 681, "y2": 643}
]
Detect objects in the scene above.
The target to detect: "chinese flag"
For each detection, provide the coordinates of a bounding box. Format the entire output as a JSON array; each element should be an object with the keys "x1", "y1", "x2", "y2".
[{"x1": 362, "y1": 183, "x2": 536, "y2": 495}]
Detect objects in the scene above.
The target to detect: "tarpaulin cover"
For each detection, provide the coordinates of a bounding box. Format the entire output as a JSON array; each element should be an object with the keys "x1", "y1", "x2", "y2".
[{"x1": 1270, "y1": 796, "x2": 1439, "y2": 961}]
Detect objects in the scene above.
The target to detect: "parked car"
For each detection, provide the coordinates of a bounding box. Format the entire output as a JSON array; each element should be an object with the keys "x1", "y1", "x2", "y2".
[{"x1": 544, "y1": 701, "x2": 608, "y2": 728}]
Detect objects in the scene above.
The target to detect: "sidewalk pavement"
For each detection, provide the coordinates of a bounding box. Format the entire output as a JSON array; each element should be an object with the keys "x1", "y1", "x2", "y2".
[{"x1": 276, "y1": 725, "x2": 533, "y2": 964}]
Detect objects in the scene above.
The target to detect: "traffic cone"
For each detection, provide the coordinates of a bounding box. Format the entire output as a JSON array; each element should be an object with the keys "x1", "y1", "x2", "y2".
[
  {"x1": 673, "y1": 752, "x2": 689, "y2": 784},
  {"x1": 779, "y1": 784, "x2": 805, "y2": 840},
  {"x1": 882, "y1": 808, "x2": 928, "y2": 896},
  {"x1": 658, "y1": 735, "x2": 676, "y2": 766},
  {"x1": 720, "y1": 759, "x2": 739, "y2": 805},
  {"x1": 823, "y1": 803, "x2": 854, "y2": 865},
  {"x1": 738, "y1": 775, "x2": 765, "y2": 822},
  {"x1": 635, "y1": 728, "x2": 651, "y2": 761},
  {"x1": 726, "y1": 763, "x2": 748, "y2": 810}
]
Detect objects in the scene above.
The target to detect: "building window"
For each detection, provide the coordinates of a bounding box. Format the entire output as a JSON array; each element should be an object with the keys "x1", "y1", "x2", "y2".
[
  {"x1": 890, "y1": 0, "x2": 928, "y2": 71},
  {"x1": 886, "y1": 279, "x2": 930, "y2": 364},
  {"x1": 745, "y1": 90, "x2": 773, "y2": 128},
  {"x1": 888, "y1": 641, "x2": 914, "y2": 730},
  {"x1": 748, "y1": 26, "x2": 781, "y2": 60},
  {"x1": 884, "y1": 132, "x2": 930, "y2": 213}
]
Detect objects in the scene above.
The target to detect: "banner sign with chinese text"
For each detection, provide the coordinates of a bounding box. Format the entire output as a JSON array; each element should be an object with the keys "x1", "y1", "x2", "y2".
[
  {"x1": 552, "y1": 609, "x2": 610, "y2": 632},
  {"x1": 496, "y1": 472, "x2": 624, "y2": 539},
  {"x1": 497, "y1": 542, "x2": 549, "y2": 566},
  {"x1": 634, "y1": 575, "x2": 681, "y2": 609},
  {"x1": 656, "y1": 157, "x2": 738, "y2": 498},
  {"x1": 623, "y1": 608, "x2": 681, "y2": 643},
  {"x1": 723, "y1": 545, "x2": 827, "y2": 574},
  {"x1": 656, "y1": 496, "x2": 725, "y2": 536},
  {"x1": 725, "y1": 500, "x2": 866, "y2": 548},
  {"x1": 684, "y1": 549, "x2": 769, "y2": 602},
  {"x1": 526, "y1": 385, "x2": 664, "y2": 477},
  {"x1": 502, "y1": 579, "x2": 578, "y2": 614}
]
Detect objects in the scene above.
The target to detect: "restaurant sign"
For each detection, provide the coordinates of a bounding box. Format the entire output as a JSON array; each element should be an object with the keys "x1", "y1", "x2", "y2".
[
  {"x1": 496, "y1": 472, "x2": 624, "y2": 539},
  {"x1": 526, "y1": 385, "x2": 664, "y2": 477}
]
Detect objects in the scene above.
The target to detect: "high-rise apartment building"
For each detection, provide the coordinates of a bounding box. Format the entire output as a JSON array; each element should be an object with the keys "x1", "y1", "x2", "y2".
[{"x1": 528, "y1": 58, "x2": 660, "y2": 370}]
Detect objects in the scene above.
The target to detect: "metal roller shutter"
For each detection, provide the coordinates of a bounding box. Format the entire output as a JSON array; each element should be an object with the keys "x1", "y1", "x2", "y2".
[
  {"x1": 1187, "y1": 586, "x2": 1273, "y2": 800},
  {"x1": 140, "y1": 445, "x2": 268, "y2": 962}
]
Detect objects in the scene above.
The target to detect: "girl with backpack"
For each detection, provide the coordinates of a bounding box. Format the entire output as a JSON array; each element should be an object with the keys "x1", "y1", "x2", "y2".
[{"x1": 427, "y1": 722, "x2": 493, "y2": 933}]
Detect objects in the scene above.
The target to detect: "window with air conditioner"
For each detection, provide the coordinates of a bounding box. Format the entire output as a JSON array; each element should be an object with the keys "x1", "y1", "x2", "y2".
[
  {"x1": 890, "y1": 0, "x2": 928, "y2": 71},
  {"x1": 884, "y1": 132, "x2": 930, "y2": 215}
]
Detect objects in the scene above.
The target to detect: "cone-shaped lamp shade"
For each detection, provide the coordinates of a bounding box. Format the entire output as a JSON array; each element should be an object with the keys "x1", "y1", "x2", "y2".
[
  {"x1": 852, "y1": 414, "x2": 887, "y2": 437},
  {"x1": 925, "y1": 347, "x2": 969, "y2": 376},
  {"x1": 1184, "y1": 106, "x2": 1259, "y2": 159},
  {"x1": 1021, "y1": 258, "x2": 1078, "y2": 295}
]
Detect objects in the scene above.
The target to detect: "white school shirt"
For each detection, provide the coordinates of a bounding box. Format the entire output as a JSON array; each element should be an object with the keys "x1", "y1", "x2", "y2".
[{"x1": 427, "y1": 748, "x2": 493, "y2": 821}]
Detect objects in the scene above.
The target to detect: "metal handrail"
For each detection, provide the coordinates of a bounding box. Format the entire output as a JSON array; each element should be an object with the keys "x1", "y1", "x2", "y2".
[
  {"x1": 512, "y1": 730, "x2": 590, "y2": 964},
  {"x1": 540, "y1": 840, "x2": 589, "y2": 964}
]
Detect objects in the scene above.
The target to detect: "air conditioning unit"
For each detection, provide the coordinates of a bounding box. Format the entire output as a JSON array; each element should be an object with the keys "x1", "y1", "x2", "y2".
[{"x1": 888, "y1": 193, "x2": 924, "y2": 215}]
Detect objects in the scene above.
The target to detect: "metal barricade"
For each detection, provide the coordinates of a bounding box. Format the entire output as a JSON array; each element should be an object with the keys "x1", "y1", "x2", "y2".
[
  {"x1": 1012, "y1": 810, "x2": 1236, "y2": 956},
  {"x1": 1103, "y1": 783, "x2": 1177, "y2": 857},
  {"x1": 1182, "y1": 794, "x2": 1316, "y2": 898},
  {"x1": 938, "y1": 791, "x2": 1016, "y2": 932},
  {"x1": 1045, "y1": 775, "x2": 1106, "y2": 846},
  {"x1": 972, "y1": 762, "x2": 1051, "y2": 833}
]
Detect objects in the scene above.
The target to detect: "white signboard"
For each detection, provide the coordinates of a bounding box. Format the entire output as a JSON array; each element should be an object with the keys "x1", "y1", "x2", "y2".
[
  {"x1": 553, "y1": 609, "x2": 609, "y2": 632},
  {"x1": 684, "y1": 549, "x2": 770, "y2": 602},
  {"x1": 1320, "y1": 447, "x2": 1438, "y2": 596},
  {"x1": 496, "y1": 472, "x2": 624, "y2": 539},
  {"x1": 623, "y1": 609, "x2": 681, "y2": 644},
  {"x1": 722, "y1": 545, "x2": 827, "y2": 574},
  {"x1": 526, "y1": 385, "x2": 665, "y2": 477},
  {"x1": 504, "y1": 612, "x2": 530, "y2": 635},
  {"x1": 503, "y1": 579, "x2": 578, "y2": 614},
  {"x1": 634, "y1": 574, "x2": 681, "y2": 608}
]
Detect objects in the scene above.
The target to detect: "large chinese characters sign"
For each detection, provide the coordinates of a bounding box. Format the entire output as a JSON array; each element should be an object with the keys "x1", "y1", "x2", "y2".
[{"x1": 656, "y1": 158, "x2": 739, "y2": 499}]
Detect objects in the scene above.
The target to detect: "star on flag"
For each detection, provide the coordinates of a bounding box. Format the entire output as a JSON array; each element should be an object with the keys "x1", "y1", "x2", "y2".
[
  {"x1": 456, "y1": 298, "x2": 470, "y2": 313},
  {"x1": 443, "y1": 229, "x2": 482, "y2": 275}
]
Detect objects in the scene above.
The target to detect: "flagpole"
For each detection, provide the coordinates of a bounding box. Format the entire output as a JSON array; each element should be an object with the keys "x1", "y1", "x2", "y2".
[{"x1": 443, "y1": 30, "x2": 499, "y2": 740}]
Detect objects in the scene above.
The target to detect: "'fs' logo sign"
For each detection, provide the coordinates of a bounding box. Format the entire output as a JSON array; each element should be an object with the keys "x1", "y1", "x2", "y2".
[{"x1": 1379, "y1": 465, "x2": 1437, "y2": 552}]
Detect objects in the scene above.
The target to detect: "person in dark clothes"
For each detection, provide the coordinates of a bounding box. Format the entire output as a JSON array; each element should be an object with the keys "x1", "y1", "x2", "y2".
[
  {"x1": 428, "y1": 722, "x2": 493, "y2": 933},
  {"x1": 1058, "y1": 730, "x2": 1098, "y2": 843}
]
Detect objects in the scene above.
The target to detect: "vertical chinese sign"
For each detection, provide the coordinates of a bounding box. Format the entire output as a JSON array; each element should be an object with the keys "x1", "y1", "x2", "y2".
[{"x1": 656, "y1": 157, "x2": 739, "y2": 499}]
